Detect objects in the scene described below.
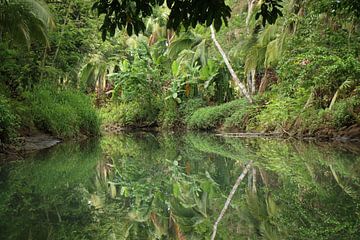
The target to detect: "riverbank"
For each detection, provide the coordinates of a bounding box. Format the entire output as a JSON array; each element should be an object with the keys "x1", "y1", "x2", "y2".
[
  {"x1": 100, "y1": 97, "x2": 360, "y2": 142},
  {"x1": 0, "y1": 84, "x2": 101, "y2": 155},
  {"x1": 0, "y1": 132, "x2": 60, "y2": 163}
]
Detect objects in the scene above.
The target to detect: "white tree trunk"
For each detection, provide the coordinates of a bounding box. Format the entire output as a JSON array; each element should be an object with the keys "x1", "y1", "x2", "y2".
[
  {"x1": 246, "y1": 0, "x2": 257, "y2": 34},
  {"x1": 211, "y1": 161, "x2": 253, "y2": 240},
  {"x1": 53, "y1": 2, "x2": 72, "y2": 64},
  {"x1": 247, "y1": 72, "x2": 252, "y2": 94},
  {"x1": 246, "y1": 1, "x2": 258, "y2": 94},
  {"x1": 210, "y1": 25, "x2": 253, "y2": 103},
  {"x1": 251, "y1": 69, "x2": 256, "y2": 95}
]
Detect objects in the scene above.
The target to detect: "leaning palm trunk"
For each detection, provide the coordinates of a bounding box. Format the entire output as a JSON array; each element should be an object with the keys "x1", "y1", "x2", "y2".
[
  {"x1": 211, "y1": 161, "x2": 253, "y2": 240},
  {"x1": 210, "y1": 25, "x2": 253, "y2": 103},
  {"x1": 245, "y1": 1, "x2": 258, "y2": 95}
]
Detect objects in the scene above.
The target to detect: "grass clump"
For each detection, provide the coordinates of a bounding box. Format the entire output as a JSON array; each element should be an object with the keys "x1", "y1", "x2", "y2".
[
  {"x1": 158, "y1": 99, "x2": 179, "y2": 129},
  {"x1": 24, "y1": 85, "x2": 100, "y2": 139},
  {"x1": 331, "y1": 96, "x2": 360, "y2": 128},
  {"x1": 158, "y1": 98, "x2": 206, "y2": 129},
  {"x1": 223, "y1": 103, "x2": 259, "y2": 131},
  {"x1": 186, "y1": 99, "x2": 248, "y2": 130},
  {"x1": 179, "y1": 98, "x2": 206, "y2": 123},
  {"x1": 100, "y1": 100, "x2": 159, "y2": 128}
]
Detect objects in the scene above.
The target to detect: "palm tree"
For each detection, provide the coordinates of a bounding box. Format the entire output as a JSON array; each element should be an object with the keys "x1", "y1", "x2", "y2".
[{"x1": 0, "y1": 0, "x2": 54, "y2": 48}]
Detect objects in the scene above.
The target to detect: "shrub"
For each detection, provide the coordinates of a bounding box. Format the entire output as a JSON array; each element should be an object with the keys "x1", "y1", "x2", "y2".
[
  {"x1": 100, "y1": 100, "x2": 160, "y2": 128},
  {"x1": 179, "y1": 98, "x2": 206, "y2": 123},
  {"x1": 256, "y1": 96, "x2": 305, "y2": 131},
  {"x1": 186, "y1": 99, "x2": 248, "y2": 130},
  {"x1": 158, "y1": 99, "x2": 179, "y2": 129},
  {"x1": 223, "y1": 103, "x2": 259, "y2": 131},
  {"x1": 0, "y1": 95, "x2": 19, "y2": 144},
  {"x1": 24, "y1": 85, "x2": 100, "y2": 139},
  {"x1": 331, "y1": 97, "x2": 360, "y2": 128}
]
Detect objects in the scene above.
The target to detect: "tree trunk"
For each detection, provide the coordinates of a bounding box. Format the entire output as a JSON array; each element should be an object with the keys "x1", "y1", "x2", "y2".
[
  {"x1": 251, "y1": 69, "x2": 256, "y2": 95},
  {"x1": 247, "y1": 72, "x2": 252, "y2": 94},
  {"x1": 210, "y1": 25, "x2": 253, "y2": 103},
  {"x1": 40, "y1": 48, "x2": 47, "y2": 81},
  {"x1": 252, "y1": 167, "x2": 257, "y2": 193},
  {"x1": 259, "y1": 68, "x2": 270, "y2": 94},
  {"x1": 52, "y1": 2, "x2": 72, "y2": 64},
  {"x1": 211, "y1": 161, "x2": 253, "y2": 240},
  {"x1": 329, "y1": 89, "x2": 339, "y2": 110},
  {"x1": 246, "y1": 0, "x2": 257, "y2": 34}
]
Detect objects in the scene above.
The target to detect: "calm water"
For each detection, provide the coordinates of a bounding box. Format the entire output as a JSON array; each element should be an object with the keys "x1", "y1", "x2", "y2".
[{"x1": 0, "y1": 133, "x2": 359, "y2": 239}]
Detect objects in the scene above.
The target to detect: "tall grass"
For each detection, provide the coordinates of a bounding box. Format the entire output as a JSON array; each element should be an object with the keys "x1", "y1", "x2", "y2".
[{"x1": 24, "y1": 85, "x2": 100, "y2": 139}]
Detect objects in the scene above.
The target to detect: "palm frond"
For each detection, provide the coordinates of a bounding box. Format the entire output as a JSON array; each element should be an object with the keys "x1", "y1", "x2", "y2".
[
  {"x1": 167, "y1": 34, "x2": 201, "y2": 59},
  {"x1": 258, "y1": 24, "x2": 278, "y2": 46},
  {"x1": 0, "y1": 0, "x2": 53, "y2": 48},
  {"x1": 191, "y1": 39, "x2": 208, "y2": 67}
]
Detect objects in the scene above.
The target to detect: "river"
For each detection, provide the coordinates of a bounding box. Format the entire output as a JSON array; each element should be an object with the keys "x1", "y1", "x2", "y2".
[{"x1": 0, "y1": 132, "x2": 359, "y2": 239}]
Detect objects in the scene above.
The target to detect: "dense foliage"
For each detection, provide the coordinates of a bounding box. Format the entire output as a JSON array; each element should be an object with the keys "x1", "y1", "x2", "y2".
[
  {"x1": 0, "y1": 95, "x2": 19, "y2": 144},
  {"x1": 92, "y1": 0, "x2": 283, "y2": 38},
  {"x1": 1, "y1": 0, "x2": 360, "y2": 143},
  {"x1": 0, "y1": 0, "x2": 106, "y2": 144}
]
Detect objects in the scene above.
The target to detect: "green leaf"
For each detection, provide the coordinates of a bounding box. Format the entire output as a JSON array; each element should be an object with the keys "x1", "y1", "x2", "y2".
[{"x1": 171, "y1": 61, "x2": 180, "y2": 76}]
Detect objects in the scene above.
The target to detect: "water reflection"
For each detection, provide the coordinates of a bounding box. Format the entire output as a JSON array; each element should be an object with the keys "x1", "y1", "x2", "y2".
[{"x1": 0, "y1": 133, "x2": 359, "y2": 239}]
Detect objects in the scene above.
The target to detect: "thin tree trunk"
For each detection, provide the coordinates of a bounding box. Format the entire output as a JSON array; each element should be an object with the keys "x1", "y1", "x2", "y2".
[
  {"x1": 246, "y1": 70, "x2": 256, "y2": 95},
  {"x1": 247, "y1": 72, "x2": 252, "y2": 94},
  {"x1": 211, "y1": 161, "x2": 253, "y2": 240},
  {"x1": 40, "y1": 48, "x2": 47, "y2": 81},
  {"x1": 251, "y1": 69, "x2": 256, "y2": 94},
  {"x1": 252, "y1": 167, "x2": 257, "y2": 193},
  {"x1": 52, "y1": 2, "x2": 72, "y2": 64},
  {"x1": 259, "y1": 68, "x2": 270, "y2": 94},
  {"x1": 210, "y1": 25, "x2": 253, "y2": 103},
  {"x1": 246, "y1": 1, "x2": 257, "y2": 95},
  {"x1": 293, "y1": 90, "x2": 314, "y2": 128},
  {"x1": 246, "y1": 0, "x2": 257, "y2": 34},
  {"x1": 329, "y1": 89, "x2": 339, "y2": 110}
]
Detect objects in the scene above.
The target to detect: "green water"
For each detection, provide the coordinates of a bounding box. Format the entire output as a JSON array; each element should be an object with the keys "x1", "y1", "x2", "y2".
[{"x1": 0, "y1": 133, "x2": 359, "y2": 240}]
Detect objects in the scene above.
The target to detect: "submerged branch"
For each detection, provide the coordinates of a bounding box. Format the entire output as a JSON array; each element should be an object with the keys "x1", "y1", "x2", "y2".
[{"x1": 211, "y1": 161, "x2": 253, "y2": 240}]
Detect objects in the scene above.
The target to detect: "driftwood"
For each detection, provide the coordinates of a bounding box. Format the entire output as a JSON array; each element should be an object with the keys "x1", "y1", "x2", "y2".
[{"x1": 215, "y1": 132, "x2": 283, "y2": 138}]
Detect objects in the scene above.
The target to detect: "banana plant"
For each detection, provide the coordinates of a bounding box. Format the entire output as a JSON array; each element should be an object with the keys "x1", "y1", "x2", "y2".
[{"x1": 78, "y1": 54, "x2": 117, "y2": 94}]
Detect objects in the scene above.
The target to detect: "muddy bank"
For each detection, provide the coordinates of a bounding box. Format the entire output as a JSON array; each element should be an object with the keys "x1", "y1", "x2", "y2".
[{"x1": 0, "y1": 133, "x2": 61, "y2": 163}]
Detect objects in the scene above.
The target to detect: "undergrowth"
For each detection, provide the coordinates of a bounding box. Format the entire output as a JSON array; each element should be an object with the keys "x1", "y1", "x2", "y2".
[
  {"x1": 187, "y1": 99, "x2": 248, "y2": 130},
  {"x1": 100, "y1": 100, "x2": 160, "y2": 128},
  {"x1": 23, "y1": 85, "x2": 100, "y2": 139},
  {"x1": 0, "y1": 95, "x2": 19, "y2": 144}
]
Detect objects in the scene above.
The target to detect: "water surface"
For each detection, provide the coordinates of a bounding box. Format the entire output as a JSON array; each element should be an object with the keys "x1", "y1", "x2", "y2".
[{"x1": 0, "y1": 133, "x2": 359, "y2": 239}]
